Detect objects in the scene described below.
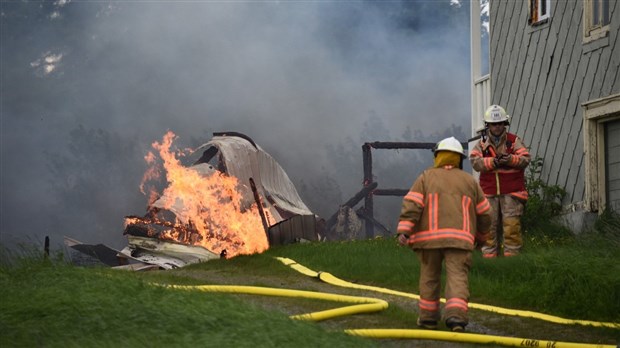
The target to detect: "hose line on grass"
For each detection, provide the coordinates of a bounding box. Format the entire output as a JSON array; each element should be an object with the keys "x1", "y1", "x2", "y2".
[
  {"x1": 276, "y1": 257, "x2": 620, "y2": 330},
  {"x1": 344, "y1": 329, "x2": 617, "y2": 348},
  {"x1": 164, "y1": 284, "x2": 388, "y2": 322},
  {"x1": 163, "y1": 281, "x2": 616, "y2": 348}
]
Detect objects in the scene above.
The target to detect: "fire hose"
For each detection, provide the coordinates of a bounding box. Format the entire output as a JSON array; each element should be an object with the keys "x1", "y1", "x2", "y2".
[
  {"x1": 276, "y1": 257, "x2": 620, "y2": 329},
  {"x1": 160, "y1": 257, "x2": 619, "y2": 348},
  {"x1": 164, "y1": 284, "x2": 388, "y2": 322}
]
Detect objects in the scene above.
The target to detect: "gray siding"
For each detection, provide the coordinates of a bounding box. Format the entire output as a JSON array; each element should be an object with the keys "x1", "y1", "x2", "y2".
[{"x1": 489, "y1": 0, "x2": 620, "y2": 207}]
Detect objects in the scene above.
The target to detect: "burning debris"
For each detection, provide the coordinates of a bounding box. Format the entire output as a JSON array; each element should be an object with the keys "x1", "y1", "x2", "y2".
[{"x1": 119, "y1": 131, "x2": 321, "y2": 268}]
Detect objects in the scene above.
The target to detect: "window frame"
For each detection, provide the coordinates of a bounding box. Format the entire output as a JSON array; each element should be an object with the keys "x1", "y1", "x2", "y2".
[
  {"x1": 529, "y1": 0, "x2": 551, "y2": 25},
  {"x1": 583, "y1": 94, "x2": 620, "y2": 213},
  {"x1": 583, "y1": 0, "x2": 610, "y2": 43}
]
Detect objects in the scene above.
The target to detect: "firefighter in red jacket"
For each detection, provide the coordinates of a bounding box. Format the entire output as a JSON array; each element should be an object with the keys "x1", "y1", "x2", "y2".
[
  {"x1": 397, "y1": 137, "x2": 492, "y2": 332},
  {"x1": 470, "y1": 105, "x2": 531, "y2": 258}
]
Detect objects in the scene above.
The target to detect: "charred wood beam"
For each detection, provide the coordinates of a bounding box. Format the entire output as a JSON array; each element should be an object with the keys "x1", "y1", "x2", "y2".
[
  {"x1": 374, "y1": 189, "x2": 408, "y2": 196},
  {"x1": 362, "y1": 144, "x2": 374, "y2": 238},
  {"x1": 355, "y1": 207, "x2": 391, "y2": 236},
  {"x1": 249, "y1": 178, "x2": 271, "y2": 244},
  {"x1": 365, "y1": 141, "x2": 435, "y2": 149},
  {"x1": 363, "y1": 143, "x2": 373, "y2": 184},
  {"x1": 364, "y1": 141, "x2": 469, "y2": 150},
  {"x1": 468, "y1": 134, "x2": 482, "y2": 142},
  {"x1": 325, "y1": 181, "x2": 378, "y2": 232},
  {"x1": 44, "y1": 236, "x2": 49, "y2": 258},
  {"x1": 342, "y1": 181, "x2": 378, "y2": 210}
]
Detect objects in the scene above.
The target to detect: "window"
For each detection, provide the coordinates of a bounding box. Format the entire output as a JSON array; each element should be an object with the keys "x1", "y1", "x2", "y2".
[
  {"x1": 583, "y1": 94, "x2": 620, "y2": 213},
  {"x1": 529, "y1": 0, "x2": 551, "y2": 25},
  {"x1": 584, "y1": 0, "x2": 610, "y2": 42}
]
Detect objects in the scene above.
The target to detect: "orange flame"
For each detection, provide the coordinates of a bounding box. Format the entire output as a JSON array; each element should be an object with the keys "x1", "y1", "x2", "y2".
[
  {"x1": 140, "y1": 151, "x2": 161, "y2": 205},
  {"x1": 141, "y1": 131, "x2": 268, "y2": 258}
]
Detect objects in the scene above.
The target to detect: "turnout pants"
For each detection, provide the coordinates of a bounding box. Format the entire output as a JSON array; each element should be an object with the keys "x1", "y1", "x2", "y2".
[
  {"x1": 415, "y1": 248, "x2": 472, "y2": 324},
  {"x1": 482, "y1": 194, "x2": 524, "y2": 257}
]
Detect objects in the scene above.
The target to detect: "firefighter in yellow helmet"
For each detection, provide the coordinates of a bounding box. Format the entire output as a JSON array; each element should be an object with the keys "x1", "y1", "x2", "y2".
[
  {"x1": 397, "y1": 137, "x2": 492, "y2": 332},
  {"x1": 470, "y1": 105, "x2": 531, "y2": 258}
]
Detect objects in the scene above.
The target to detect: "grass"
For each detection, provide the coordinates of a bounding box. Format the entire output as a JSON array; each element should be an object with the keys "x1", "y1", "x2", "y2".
[
  {"x1": 263, "y1": 236, "x2": 620, "y2": 323},
  {"x1": 264, "y1": 238, "x2": 420, "y2": 290},
  {"x1": 0, "y1": 255, "x2": 374, "y2": 348},
  {"x1": 1, "y1": 222, "x2": 619, "y2": 347},
  {"x1": 471, "y1": 244, "x2": 620, "y2": 320}
]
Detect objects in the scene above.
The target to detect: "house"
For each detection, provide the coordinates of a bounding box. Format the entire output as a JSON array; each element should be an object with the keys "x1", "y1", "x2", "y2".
[{"x1": 470, "y1": 0, "x2": 619, "y2": 231}]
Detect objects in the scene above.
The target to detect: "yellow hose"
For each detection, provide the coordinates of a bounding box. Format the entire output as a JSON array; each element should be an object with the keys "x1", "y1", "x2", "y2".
[
  {"x1": 164, "y1": 284, "x2": 388, "y2": 322},
  {"x1": 161, "y1": 281, "x2": 616, "y2": 348},
  {"x1": 277, "y1": 257, "x2": 620, "y2": 330},
  {"x1": 157, "y1": 258, "x2": 618, "y2": 348},
  {"x1": 346, "y1": 329, "x2": 616, "y2": 348}
]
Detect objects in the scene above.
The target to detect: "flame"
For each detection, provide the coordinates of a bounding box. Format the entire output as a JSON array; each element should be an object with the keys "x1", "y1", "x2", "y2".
[
  {"x1": 140, "y1": 151, "x2": 160, "y2": 205},
  {"x1": 139, "y1": 131, "x2": 268, "y2": 258}
]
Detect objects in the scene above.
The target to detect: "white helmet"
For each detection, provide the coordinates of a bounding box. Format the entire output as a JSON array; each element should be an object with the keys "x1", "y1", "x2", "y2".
[
  {"x1": 434, "y1": 136, "x2": 465, "y2": 157},
  {"x1": 484, "y1": 105, "x2": 510, "y2": 124}
]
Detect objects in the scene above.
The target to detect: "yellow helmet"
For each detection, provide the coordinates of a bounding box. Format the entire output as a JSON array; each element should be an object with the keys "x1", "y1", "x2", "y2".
[
  {"x1": 484, "y1": 105, "x2": 510, "y2": 124},
  {"x1": 434, "y1": 136, "x2": 465, "y2": 157}
]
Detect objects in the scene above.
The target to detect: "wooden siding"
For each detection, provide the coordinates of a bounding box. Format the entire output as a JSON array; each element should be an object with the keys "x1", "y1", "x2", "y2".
[{"x1": 489, "y1": 0, "x2": 619, "y2": 207}]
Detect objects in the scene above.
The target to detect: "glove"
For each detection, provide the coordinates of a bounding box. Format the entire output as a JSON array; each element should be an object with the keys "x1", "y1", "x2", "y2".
[
  {"x1": 397, "y1": 233, "x2": 409, "y2": 246},
  {"x1": 498, "y1": 154, "x2": 512, "y2": 166},
  {"x1": 475, "y1": 231, "x2": 489, "y2": 249}
]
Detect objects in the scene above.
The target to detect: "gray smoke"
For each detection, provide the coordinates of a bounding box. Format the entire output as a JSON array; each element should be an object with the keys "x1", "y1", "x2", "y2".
[{"x1": 1, "y1": 1, "x2": 471, "y2": 251}]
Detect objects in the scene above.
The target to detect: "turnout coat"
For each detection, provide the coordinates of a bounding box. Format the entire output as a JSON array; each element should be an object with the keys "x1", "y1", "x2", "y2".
[
  {"x1": 398, "y1": 166, "x2": 492, "y2": 250},
  {"x1": 469, "y1": 131, "x2": 531, "y2": 200}
]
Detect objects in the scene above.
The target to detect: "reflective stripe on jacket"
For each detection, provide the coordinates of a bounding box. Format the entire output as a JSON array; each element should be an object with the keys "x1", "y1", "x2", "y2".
[
  {"x1": 397, "y1": 166, "x2": 492, "y2": 250},
  {"x1": 470, "y1": 131, "x2": 531, "y2": 198}
]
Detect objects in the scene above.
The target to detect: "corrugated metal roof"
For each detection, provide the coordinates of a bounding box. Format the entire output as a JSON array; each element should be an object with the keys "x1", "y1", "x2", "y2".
[{"x1": 195, "y1": 133, "x2": 314, "y2": 226}]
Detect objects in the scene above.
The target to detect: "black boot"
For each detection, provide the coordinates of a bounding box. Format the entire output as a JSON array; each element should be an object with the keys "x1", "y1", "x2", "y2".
[
  {"x1": 445, "y1": 317, "x2": 466, "y2": 332},
  {"x1": 416, "y1": 318, "x2": 438, "y2": 330}
]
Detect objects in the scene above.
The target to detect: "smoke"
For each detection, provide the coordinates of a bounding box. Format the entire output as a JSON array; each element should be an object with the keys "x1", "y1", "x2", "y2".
[{"x1": 1, "y1": 1, "x2": 471, "y2": 250}]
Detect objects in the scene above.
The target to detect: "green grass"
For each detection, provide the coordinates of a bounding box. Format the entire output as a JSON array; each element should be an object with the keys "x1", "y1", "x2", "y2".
[
  {"x1": 263, "y1": 238, "x2": 421, "y2": 291},
  {"x1": 0, "y1": 256, "x2": 375, "y2": 348},
  {"x1": 471, "y1": 244, "x2": 620, "y2": 320},
  {"x1": 262, "y1": 236, "x2": 620, "y2": 323},
  {"x1": 2, "y1": 226, "x2": 619, "y2": 347}
]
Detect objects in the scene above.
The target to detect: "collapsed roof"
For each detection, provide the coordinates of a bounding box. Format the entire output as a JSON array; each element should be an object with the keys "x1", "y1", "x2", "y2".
[{"x1": 191, "y1": 131, "x2": 314, "y2": 222}]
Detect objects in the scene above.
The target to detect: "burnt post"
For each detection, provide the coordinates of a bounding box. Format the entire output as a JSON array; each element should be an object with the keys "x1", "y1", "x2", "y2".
[
  {"x1": 362, "y1": 143, "x2": 374, "y2": 238},
  {"x1": 44, "y1": 236, "x2": 50, "y2": 258},
  {"x1": 249, "y1": 178, "x2": 271, "y2": 244}
]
